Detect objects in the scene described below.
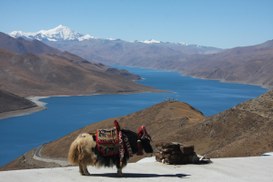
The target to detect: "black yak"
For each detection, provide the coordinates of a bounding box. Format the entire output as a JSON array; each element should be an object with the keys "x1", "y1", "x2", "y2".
[{"x1": 68, "y1": 121, "x2": 153, "y2": 176}]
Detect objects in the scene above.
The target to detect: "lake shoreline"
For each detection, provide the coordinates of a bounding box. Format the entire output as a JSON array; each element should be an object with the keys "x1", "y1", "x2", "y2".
[
  {"x1": 0, "y1": 106, "x2": 45, "y2": 120},
  {"x1": 118, "y1": 65, "x2": 272, "y2": 89},
  {"x1": 181, "y1": 72, "x2": 271, "y2": 90},
  {"x1": 0, "y1": 96, "x2": 48, "y2": 120},
  {"x1": 0, "y1": 89, "x2": 162, "y2": 121}
]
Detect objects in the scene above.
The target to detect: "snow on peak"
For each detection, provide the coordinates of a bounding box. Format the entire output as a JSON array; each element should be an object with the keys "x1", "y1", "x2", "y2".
[
  {"x1": 178, "y1": 42, "x2": 202, "y2": 48},
  {"x1": 10, "y1": 30, "x2": 36, "y2": 39},
  {"x1": 9, "y1": 25, "x2": 94, "y2": 41},
  {"x1": 141, "y1": 39, "x2": 161, "y2": 44},
  {"x1": 179, "y1": 42, "x2": 190, "y2": 46}
]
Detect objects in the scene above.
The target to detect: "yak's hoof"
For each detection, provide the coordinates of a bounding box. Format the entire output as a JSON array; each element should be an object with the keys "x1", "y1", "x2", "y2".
[
  {"x1": 117, "y1": 170, "x2": 123, "y2": 177},
  {"x1": 82, "y1": 173, "x2": 91, "y2": 176},
  {"x1": 81, "y1": 172, "x2": 91, "y2": 176}
]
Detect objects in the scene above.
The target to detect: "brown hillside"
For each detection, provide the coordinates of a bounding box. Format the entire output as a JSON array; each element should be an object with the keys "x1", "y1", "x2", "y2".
[
  {"x1": 0, "y1": 49, "x2": 152, "y2": 97},
  {"x1": 181, "y1": 40, "x2": 273, "y2": 88},
  {"x1": 174, "y1": 89, "x2": 273, "y2": 157},
  {"x1": 0, "y1": 32, "x2": 153, "y2": 97}
]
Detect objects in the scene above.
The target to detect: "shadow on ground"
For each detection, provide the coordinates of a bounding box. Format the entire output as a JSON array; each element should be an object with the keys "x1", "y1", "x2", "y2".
[{"x1": 89, "y1": 172, "x2": 190, "y2": 178}]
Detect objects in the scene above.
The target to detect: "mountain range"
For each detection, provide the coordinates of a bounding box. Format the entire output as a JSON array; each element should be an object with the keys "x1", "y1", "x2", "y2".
[
  {"x1": 9, "y1": 25, "x2": 222, "y2": 65},
  {"x1": 10, "y1": 25, "x2": 94, "y2": 42},
  {"x1": 10, "y1": 25, "x2": 273, "y2": 88},
  {"x1": 0, "y1": 32, "x2": 153, "y2": 97}
]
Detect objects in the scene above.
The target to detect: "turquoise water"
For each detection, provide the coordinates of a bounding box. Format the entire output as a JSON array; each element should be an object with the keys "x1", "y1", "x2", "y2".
[{"x1": 0, "y1": 67, "x2": 266, "y2": 167}]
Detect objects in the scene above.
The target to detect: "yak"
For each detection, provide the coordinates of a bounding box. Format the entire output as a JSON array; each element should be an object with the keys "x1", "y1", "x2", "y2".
[{"x1": 68, "y1": 121, "x2": 153, "y2": 176}]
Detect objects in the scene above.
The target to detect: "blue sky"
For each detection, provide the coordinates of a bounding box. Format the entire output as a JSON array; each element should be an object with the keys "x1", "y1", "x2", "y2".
[{"x1": 1, "y1": 0, "x2": 273, "y2": 48}]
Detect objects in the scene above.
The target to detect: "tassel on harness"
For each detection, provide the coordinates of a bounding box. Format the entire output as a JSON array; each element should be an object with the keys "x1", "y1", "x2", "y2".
[{"x1": 114, "y1": 120, "x2": 133, "y2": 166}]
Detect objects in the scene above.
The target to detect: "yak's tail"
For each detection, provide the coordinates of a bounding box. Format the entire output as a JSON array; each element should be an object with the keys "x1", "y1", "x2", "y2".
[
  {"x1": 68, "y1": 133, "x2": 97, "y2": 165},
  {"x1": 68, "y1": 138, "x2": 80, "y2": 164}
]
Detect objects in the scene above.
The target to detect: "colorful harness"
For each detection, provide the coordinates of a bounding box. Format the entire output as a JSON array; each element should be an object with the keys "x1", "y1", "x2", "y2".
[
  {"x1": 96, "y1": 120, "x2": 133, "y2": 163},
  {"x1": 96, "y1": 126, "x2": 119, "y2": 156}
]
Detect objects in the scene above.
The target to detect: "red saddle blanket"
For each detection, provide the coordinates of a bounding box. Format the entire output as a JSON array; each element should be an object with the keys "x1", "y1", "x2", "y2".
[{"x1": 96, "y1": 127, "x2": 119, "y2": 156}]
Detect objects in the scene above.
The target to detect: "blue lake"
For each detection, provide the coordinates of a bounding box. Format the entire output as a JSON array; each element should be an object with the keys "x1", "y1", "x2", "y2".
[{"x1": 0, "y1": 67, "x2": 267, "y2": 167}]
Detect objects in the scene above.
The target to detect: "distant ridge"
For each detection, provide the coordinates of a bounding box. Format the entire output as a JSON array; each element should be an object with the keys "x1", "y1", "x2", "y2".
[{"x1": 181, "y1": 39, "x2": 273, "y2": 88}]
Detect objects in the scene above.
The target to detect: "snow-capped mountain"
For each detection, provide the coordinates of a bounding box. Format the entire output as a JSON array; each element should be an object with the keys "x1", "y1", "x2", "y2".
[
  {"x1": 10, "y1": 25, "x2": 94, "y2": 42},
  {"x1": 140, "y1": 39, "x2": 161, "y2": 44}
]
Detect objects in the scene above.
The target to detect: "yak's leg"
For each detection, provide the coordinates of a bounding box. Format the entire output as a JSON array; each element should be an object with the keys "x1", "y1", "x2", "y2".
[
  {"x1": 79, "y1": 163, "x2": 85, "y2": 175},
  {"x1": 83, "y1": 164, "x2": 90, "y2": 176},
  {"x1": 117, "y1": 168, "x2": 122, "y2": 176},
  {"x1": 116, "y1": 162, "x2": 123, "y2": 176},
  {"x1": 79, "y1": 162, "x2": 90, "y2": 176},
  {"x1": 117, "y1": 167, "x2": 122, "y2": 176}
]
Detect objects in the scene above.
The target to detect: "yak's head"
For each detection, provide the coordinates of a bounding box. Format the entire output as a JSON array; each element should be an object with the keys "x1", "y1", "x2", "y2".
[{"x1": 137, "y1": 125, "x2": 153, "y2": 154}]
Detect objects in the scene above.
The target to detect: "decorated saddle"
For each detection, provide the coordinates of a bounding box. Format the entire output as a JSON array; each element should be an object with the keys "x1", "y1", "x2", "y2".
[
  {"x1": 96, "y1": 120, "x2": 132, "y2": 158},
  {"x1": 96, "y1": 126, "x2": 119, "y2": 156}
]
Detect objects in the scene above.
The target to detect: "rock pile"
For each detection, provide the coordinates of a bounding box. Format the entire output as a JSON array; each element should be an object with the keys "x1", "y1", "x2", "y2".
[{"x1": 155, "y1": 142, "x2": 211, "y2": 164}]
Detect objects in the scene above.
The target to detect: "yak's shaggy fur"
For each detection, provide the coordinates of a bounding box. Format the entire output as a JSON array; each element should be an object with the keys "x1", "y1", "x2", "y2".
[
  {"x1": 68, "y1": 133, "x2": 97, "y2": 175},
  {"x1": 68, "y1": 129, "x2": 153, "y2": 176}
]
